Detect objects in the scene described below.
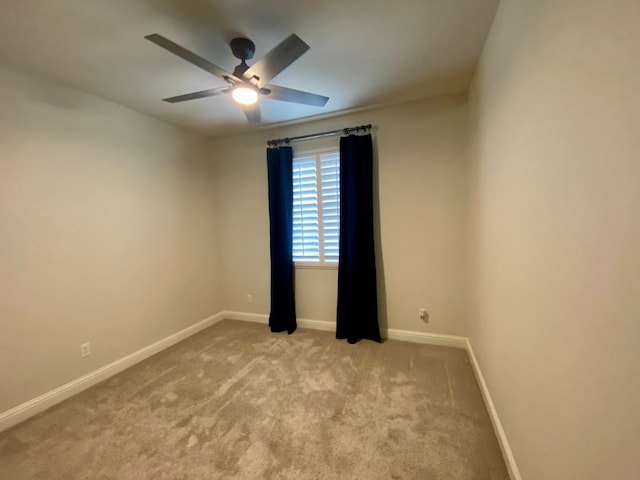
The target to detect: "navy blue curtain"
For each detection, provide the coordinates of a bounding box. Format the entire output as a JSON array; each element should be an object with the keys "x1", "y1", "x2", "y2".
[
  {"x1": 336, "y1": 134, "x2": 381, "y2": 344},
  {"x1": 267, "y1": 146, "x2": 297, "y2": 334}
]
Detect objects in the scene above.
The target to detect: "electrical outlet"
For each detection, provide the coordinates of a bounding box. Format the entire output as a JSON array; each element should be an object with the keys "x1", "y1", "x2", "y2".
[
  {"x1": 419, "y1": 308, "x2": 428, "y2": 324},
  {"x1": 80, "y1": 342, "x2": 91, "y2": 358},
  {"x1": 246, "y1": 294, "x2": 253, "y2": 304}
]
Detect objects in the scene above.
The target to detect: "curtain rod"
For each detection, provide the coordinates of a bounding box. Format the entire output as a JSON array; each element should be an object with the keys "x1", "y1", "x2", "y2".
[{"x1": 267, "y1": 124, "x2": 372, "y2": 147}]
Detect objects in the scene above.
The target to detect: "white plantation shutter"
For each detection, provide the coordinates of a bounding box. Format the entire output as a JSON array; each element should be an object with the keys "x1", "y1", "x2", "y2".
[
  {"x1": 292, "y1": 149, "x2": 340, "y2": 264},
  {"x1": 320, "y1": 152, "x2": 340, "y2": 262},
  {"x1": 292, "y1": 156, "x2": 320, "y2": 261}
]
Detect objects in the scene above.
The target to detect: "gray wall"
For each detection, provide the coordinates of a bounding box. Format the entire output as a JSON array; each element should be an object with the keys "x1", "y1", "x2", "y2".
[
  {"x1": 0, "y1": 64, "x2": 222, "y2": 411},
  {"x1": 468, "y1": 0, "x2": 640, "y2": 478}
]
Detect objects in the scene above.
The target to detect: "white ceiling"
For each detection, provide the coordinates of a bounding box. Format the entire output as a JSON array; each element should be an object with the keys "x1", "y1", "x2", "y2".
[{"x1": 0, "y1": 0, "x2": 499, "y2": 137}]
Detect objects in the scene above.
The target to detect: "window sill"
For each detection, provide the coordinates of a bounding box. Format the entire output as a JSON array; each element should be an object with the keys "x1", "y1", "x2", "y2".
[{"x1": 294, "y1": 262, "x2": 339, "y2": 270}]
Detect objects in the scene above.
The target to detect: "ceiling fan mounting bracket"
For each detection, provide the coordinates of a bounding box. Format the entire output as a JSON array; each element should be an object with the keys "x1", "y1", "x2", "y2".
[{"x1": 230, "y1": 37, "x2": 256, "y2": 61}]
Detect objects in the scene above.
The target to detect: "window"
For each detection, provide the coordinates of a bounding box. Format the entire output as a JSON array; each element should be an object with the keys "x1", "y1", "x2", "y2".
[{"x1": 292, "y1": 149, "x2": 340, "y2": 266}]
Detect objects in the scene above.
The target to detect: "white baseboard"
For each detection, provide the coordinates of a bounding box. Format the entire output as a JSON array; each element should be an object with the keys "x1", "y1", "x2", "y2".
[
  {"x1": 298, "y1": 318, "x2": 337, "y2": 332},
  {"x1": 466, "y1": 339, "x2": 522, "y2": 480},
  {"x1": 221, "y1": 311, "x2": 337, "y2": 333},
  {"x1": 385, "y1": 328, "x2": 467, "y2": 349},
  {"x1": 0, "y1": 312, "x2": 226, "y2": 433},
  {"x1": 222, "y1": 311, "x2": 466, "y2": 348},
  {"x1": 221, "y1": 311, "x2": 467, "y2": 349},
  {"x1": 222, "y1": 311, "x2": 269, "y2": 324}
]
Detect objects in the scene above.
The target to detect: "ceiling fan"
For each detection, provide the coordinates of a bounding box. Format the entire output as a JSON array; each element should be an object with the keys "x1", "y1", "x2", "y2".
[{"x1": 145, "y1": 33, "x2": 329, "y2": 124}]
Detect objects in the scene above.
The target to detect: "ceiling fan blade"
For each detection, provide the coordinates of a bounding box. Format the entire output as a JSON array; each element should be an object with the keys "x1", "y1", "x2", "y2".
[
  {"x1": 163, "y1": 87, "x2": 230, "y2": 103},
  {"x1": 145, "y1": 34, "x2": 239, "y2": 83},
  {"x1": 265, "y1": 84, "x2": 329, "y2": 107},
  {"x1": 242, "y1": 103, "x2": 261, "y2": 124},
  {"x1": 243, "y1": 34, "x2": 309, "y2": 88}
]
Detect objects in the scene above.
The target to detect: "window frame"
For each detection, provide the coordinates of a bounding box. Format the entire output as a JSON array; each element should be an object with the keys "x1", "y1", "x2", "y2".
[{"x1": 292, "y1": 146, "x2": 340, "y2": 270}]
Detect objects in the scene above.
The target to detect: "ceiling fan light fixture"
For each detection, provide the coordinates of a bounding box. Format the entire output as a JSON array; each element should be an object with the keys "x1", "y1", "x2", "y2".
[{"x1": 232, "y1": 85, "x2": 258, "y2": 105}]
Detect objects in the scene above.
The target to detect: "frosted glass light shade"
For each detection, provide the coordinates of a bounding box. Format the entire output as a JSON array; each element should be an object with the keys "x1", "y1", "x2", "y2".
[{"x1": 232, "y1": 86, "x2": 258, "y2": 105}]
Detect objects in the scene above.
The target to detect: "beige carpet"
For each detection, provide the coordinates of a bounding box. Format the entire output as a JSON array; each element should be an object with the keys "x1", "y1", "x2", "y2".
[{"x1": 0, "y1": 320, "x2": 508, "y2": 479}]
